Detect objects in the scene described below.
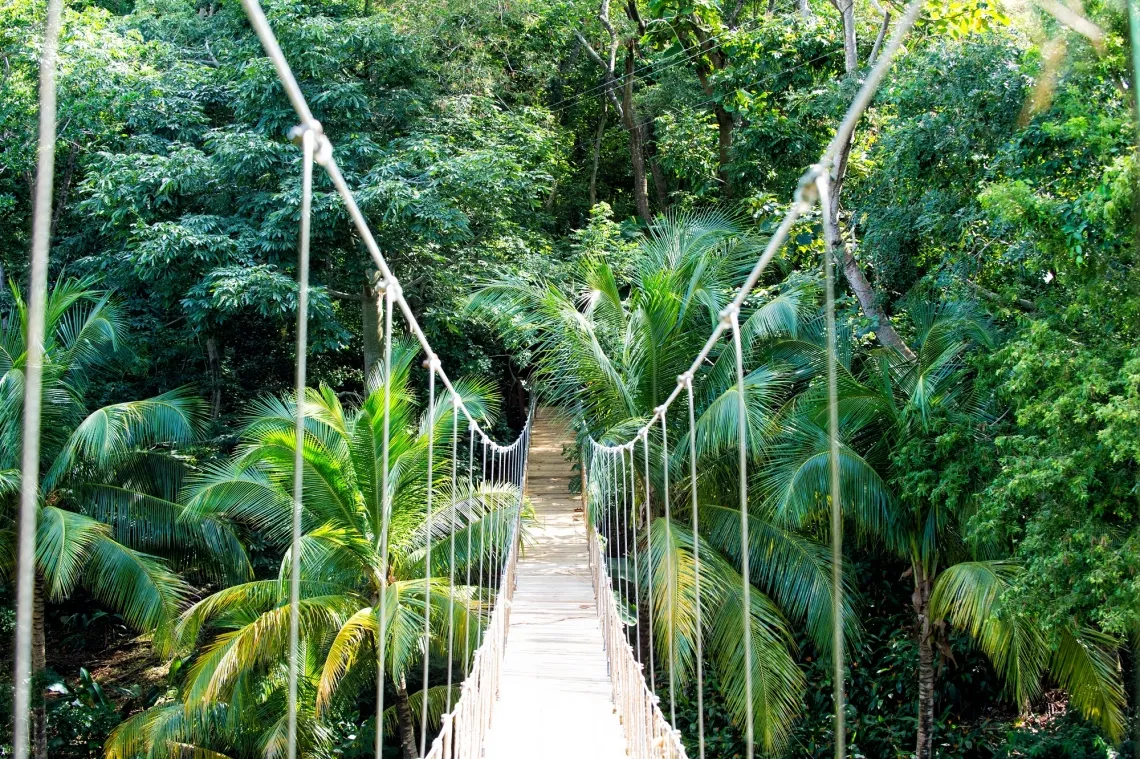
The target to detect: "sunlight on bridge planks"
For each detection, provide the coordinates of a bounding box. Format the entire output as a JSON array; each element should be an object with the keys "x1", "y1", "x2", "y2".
[{"x1": 483, "y1": 408, "x2": 629, "y2": 759}]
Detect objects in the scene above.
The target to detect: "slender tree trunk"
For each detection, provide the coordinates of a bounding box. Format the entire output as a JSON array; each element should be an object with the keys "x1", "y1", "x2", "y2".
[
  {"x1": 394, "y1": 675, "x2": 419, "y2": 759},
  {"x1": 362, "y1": 278, "x2": 381, "y2": 381},
  {"x1": 622, "y1": 49, "x2": 652, "y2": 223},
  {"x1": 835, "y1": 0, "x2": 858, "y2": 72},
  {"x1": 913, "y1": 568, "x2": 935, "y2": 759},
  {"x1": 644, "y1": 119, "x2": 669, "y2": 210},
  {"x1": 589, "y1": 100, "x2": 608, "y2": 207},
  {"x1": 829, "y1": 217, "x2": 917, "y2": 360},
  {"x1": 713, "y1": 103, "x2": 734, "y2": 197},
  {"x1": 205, "y1": 335, "x2": 222, "y2": 419},
  {"x1": 824, "y1": 0, "x2": 917, "y2": 360},
  {"x1": 32, "y1": 576, "x2": 47, "y2": 759}
]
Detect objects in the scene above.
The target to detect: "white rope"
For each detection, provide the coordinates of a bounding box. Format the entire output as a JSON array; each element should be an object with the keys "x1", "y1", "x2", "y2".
[
  {"x1": 447, "y1": 394, "x2": 458, "y2": 712},
  {"x1": 587, "y1": 436, "x2": 689, "y2": 759},
  {"x1": 659, "y1": 412, "x2": 677, "y2": 726},
  {"x1": 817, "y1": 173, "x2": 847, "y2": 758},
  {"x1": 465, "y1": 424, "x2": 475, "y2": 669},
  {"x1": 375, "y1": 283, "x2": 394, "y2": 758},
  {"x1": 624, "y1": 444, "x2": 633, "y2": 651},
  {"x1": 13, "y1": 0, "x2": 62, "y2": 756},
  {"x1": 683, "y1": 376, "x2": 705, "y2": 759},
  {"x1": 630, "y1": 445, "x2": 642, "y2": 665},
  {"x1": 643, "y1": 432, "x2": 656, "y2": 693},
  {"x1": 286, "y1": 125, "x2": 315, "y2": 759},
  {"x1": 729, "y1": 311, "x2": 754, "y2": 759},
  {"x1": 420, "y1": 361, "x2": 436, "y2": 756}
]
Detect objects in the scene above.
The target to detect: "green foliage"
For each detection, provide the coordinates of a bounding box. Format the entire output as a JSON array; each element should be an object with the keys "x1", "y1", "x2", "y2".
[{"x1": 107, "y1": 339, "x2": 523, "y2": 757}]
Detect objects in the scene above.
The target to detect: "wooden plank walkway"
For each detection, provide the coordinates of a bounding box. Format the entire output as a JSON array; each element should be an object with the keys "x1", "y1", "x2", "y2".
[{"x1": 482, "y1": 407, "x2": 628, "y2": 759}]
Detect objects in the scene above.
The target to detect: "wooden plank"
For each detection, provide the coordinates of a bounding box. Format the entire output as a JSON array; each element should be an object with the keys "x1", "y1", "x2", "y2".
[{"x1": 483, "y1": 408, "x2": 629, "y2": 759}]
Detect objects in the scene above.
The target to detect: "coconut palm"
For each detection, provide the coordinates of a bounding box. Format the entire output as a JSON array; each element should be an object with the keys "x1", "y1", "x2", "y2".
[
  {"x1": 472, "y1": 210, "x2": 853, "y2": 753},
  {"x1": 107, "y1": 337, "x2": 523, "y2": 759},
  {"x1": 0, "y1": 277, "x2": 230, "y2": 759},
  {"x1": 760, "y1": 298, "x2": 1126, "y2": 757}
]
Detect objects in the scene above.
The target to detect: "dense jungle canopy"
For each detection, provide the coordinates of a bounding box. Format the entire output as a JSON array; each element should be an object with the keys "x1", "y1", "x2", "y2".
[{"x1": 2, "y1": 0, "x2": 1140, "y2": 755}]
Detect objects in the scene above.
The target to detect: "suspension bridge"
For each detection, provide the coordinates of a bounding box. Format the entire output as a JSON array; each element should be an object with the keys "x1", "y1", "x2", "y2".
[{"x1": 8, "y1": 0, "x2": 930, "y2": 753}]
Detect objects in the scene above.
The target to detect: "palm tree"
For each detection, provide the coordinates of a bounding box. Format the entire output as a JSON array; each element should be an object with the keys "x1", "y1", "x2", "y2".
[
  {"x1": 0, "y1": 277, "x2": 231, "y2": 759},
  {"x1": 760, "y1": 298, "x2": 1126, "y2": 757},
  {"x1": 473, "y1": 210, "x2": 1126, "y2": 754},
  {"x1": 107, "y1": 337, "x2": 523, "y2": 759},
  {"x1": 472, "y1": 210, "x2": 852, "y2": 753}
]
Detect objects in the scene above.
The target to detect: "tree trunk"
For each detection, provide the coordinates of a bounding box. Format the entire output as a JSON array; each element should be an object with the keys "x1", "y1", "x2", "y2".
[
  {"x1": 913, "y1": 568, "x2": 935, "y2": 759},
  {"x1": 32, "y1": 575, "x2": 47, "y2": 759},
  {"x1": 205, "y1": 335, "x2": 222, "y2": 419},
  {"x1": 362, "y1": 278, "x2": 381, "y2": 382},
  {"x1": 713, "y1": 103, "x2": 734, "y2": 197},
  {"x1": 835, "y1": 0, "x2": 858, "y2": 73},
  {"x1": 644, "y1": 119, "x2": 669, "y2": 210},
  {"x1": 622, "y1": 48, "x2": 652, "y2": 223},
  {"x1": 837, "y1": 244, "x2": 917, "y2": 360},
  {"x1": 394, "y1": 675, "x2": 419, "y2": 759},
  {"x1": 824, "y1": 0, "x2": 917, "y2": 361},
  {"x1": 589, "y1": 100, "x2": 608, "y2": 207}
]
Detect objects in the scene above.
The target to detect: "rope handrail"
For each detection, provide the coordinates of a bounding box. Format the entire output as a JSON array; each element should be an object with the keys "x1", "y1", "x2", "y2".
[
  {"x1": 422, "y1": 399, "x2": 534, "y2": 759},
  {"x1": 585, "y1": 436, "x2": 688, "y2": 759}
]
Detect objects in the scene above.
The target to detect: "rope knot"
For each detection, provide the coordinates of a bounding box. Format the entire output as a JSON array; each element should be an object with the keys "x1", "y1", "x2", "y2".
[
  {"x1": 718, "y1": 304, "x2": 739, "y2": 326},
  {"x1": 423, "y1": 355, "x2": 441, "y2": 371},
  {"x1": 796, "y1": 165, "x2": 824, "y2": 207},
  {"x1": 677, "y1": 371, "x2": 693, "y2": 387}
]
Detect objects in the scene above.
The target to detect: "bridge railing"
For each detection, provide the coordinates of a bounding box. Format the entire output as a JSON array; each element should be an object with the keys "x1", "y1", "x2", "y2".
[
  {"x1": 422, "y1": 409, "x2": 532, "y2": 759},
  {"x1": 585, "y1": 440, "x2": 689, "y2": 759}
]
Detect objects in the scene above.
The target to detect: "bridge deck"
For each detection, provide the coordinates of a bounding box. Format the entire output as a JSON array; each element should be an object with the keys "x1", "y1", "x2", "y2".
[{"x1": 483, "y1": 408, "x2": 628, "y2": 759}]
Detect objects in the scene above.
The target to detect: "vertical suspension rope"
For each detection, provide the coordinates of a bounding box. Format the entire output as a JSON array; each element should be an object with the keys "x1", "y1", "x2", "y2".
[
  {"x1": 447, "y1": 394, "x2": 458, "y2": 712},
  {"x1": 729, "y1": 308, "x2": 754, "y2": 759},
  {"x1": 421, "y1": 360, "x2": 437, "y2": 756},
  {"x1": 642, "y1": 431, "x2": 655, "y2": 693},
  {"x1": 816, "y1": 173, "x2": 846, "y2": 759},
  {"x1": 286, "y1": 125, "x2": 315, "y2": 759},
  {"x1": 659, "y1": 412, "x2": 677, "y2": 727},
  {"x1": 684, "y1": 376, "x2": 706, "y2": 759},
  {"x1": 465, "y1": 425, "x2": 475, "y2": 670},
  {"x1": 375, "y1": 282, "x2": 394, "y2": 759},
  {"x1": 12, "y1": 2, "x2": 62, "y2": 757},
  {"x1": 629, "y1": 445, "x2": 642, "y2": 665},
  {"x1": 619, "y1": 445, "x2": 629, "y2": 654},
  {"x1": 479, "y1": 439, "x2": 487, "y2": 648}
]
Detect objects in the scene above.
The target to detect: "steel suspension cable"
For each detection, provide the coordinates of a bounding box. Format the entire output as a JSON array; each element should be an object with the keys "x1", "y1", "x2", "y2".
[
  {"x1": 286, "y1": 126, "x2": 315, "y2": 759},
  {"x1": 12, "y1": 1, "x2": 62, "y2": 756}
]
